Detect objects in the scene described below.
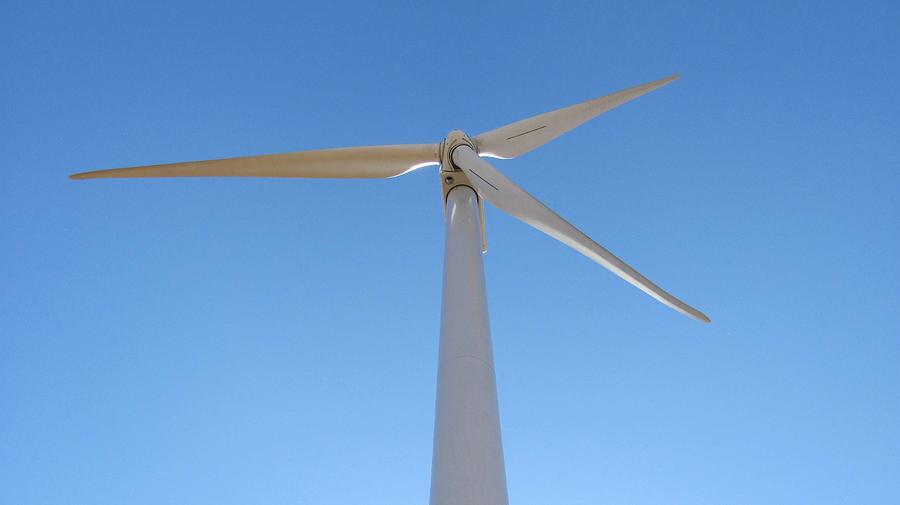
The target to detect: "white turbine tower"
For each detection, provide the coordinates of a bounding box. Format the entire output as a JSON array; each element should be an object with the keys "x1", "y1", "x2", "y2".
[{"x1": 72, "y1": 73, "x2": 709, "y2": 505}]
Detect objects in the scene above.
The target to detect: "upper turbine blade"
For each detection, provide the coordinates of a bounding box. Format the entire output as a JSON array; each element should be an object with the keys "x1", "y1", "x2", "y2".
[
  {"x1": 70, "y1": 143, "x2": 440, "y2": 180},
  {"x1": 473, "y1": 74, "x2": 679, "y2": 159},
  {"x1": 452, "y1": 145, "x2": 709, "y2": 323}
]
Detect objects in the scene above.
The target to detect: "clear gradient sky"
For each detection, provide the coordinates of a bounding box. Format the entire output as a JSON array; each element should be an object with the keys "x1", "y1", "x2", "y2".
[{"x1": 2, "y1": 1, "x2": 898, "y2": 504}]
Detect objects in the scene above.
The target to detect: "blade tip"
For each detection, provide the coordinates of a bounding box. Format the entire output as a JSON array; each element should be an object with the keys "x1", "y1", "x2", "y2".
[
  {"x1": 71, "y1": 170, "x2": 115, "y2": 180},
  {"x1": 662, "y1": 73, "x2": 681, "y2": 84}
]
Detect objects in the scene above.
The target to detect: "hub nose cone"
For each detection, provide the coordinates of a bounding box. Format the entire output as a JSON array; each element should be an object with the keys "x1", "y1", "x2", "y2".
[{"x1": 441, "y1": 130, "x2": 476, "y2": 168}]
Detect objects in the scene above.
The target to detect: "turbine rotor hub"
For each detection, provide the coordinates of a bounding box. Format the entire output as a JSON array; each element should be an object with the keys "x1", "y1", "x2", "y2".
[{"x1": 439, "y1": 130, "x2": 475, "y2": 172}]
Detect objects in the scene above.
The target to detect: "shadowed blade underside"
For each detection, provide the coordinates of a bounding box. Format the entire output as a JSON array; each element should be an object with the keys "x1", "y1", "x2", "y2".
[
  {"x1": 70, "y1": 143, "x2": 440, "y2": 180},
  {"x1": 474, "y1": 74, "x2": 679, "y2": 159}
]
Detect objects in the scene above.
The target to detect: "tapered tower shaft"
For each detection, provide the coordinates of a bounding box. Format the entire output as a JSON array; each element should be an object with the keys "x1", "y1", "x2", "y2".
[{"x1": 430, "y1": 186, "x2": 509, "y2": 505}]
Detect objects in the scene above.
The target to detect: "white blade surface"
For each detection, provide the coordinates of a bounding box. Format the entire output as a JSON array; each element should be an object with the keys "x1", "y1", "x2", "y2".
[
  {"x1": 474, "y1": 74, "x2": 679, "y2": 159},
  {"x1": 452, "y1": 146, "x2": 709, "y2": 323},
  {"x1": 70, "y1": 143, "x2": 440, "y2": 180}
]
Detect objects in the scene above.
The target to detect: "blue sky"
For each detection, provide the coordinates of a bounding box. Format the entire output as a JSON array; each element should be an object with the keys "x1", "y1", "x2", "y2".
[{"x1": 2, "y1": 1, "x2": 898, "y2": 504}]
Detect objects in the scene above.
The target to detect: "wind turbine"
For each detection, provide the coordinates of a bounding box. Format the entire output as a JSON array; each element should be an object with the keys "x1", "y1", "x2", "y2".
[{"x1": 72, "y1": 73, "x2": 709, "y2": 505}]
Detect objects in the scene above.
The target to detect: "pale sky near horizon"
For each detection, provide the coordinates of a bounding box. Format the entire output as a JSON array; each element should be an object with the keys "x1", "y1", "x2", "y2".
[{"x1": 2, "y1": 1, "x2": 898, "y2": 504}]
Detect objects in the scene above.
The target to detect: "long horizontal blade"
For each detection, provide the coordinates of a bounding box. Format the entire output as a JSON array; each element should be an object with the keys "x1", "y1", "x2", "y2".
[
  {"x1": 70, "y1": 143, "x2": 440, "y2": 180},
  {"x1": 473, "y1": 74, "x2": 679, "y2": 159},
  {"x1": 452, "y1": 146, "x2": 709, "y2": 322}
]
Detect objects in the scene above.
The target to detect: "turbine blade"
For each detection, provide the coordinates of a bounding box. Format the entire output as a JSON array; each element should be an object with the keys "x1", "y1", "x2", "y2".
[
  {"x1": 70, "y1": 143, "x2": 440, "y2": 180},
  {"x1": 473, "y1": 74, "x2": 679, "y2": 159},
  {"x1": 452, "y1": 146, "x2": 709, "y2": 323}
]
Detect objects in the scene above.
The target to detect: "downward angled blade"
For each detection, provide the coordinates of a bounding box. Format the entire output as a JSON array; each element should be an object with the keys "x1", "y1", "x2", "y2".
[
  {"x1": 452, "y1": 146, "x2": 709, "y2": 322},
  {"x1": 474, "y1": 74, "x2": 679, "y2": 159},
  {"x1": 70, "y1": 143, "x2": 440, "y2": 180}
]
